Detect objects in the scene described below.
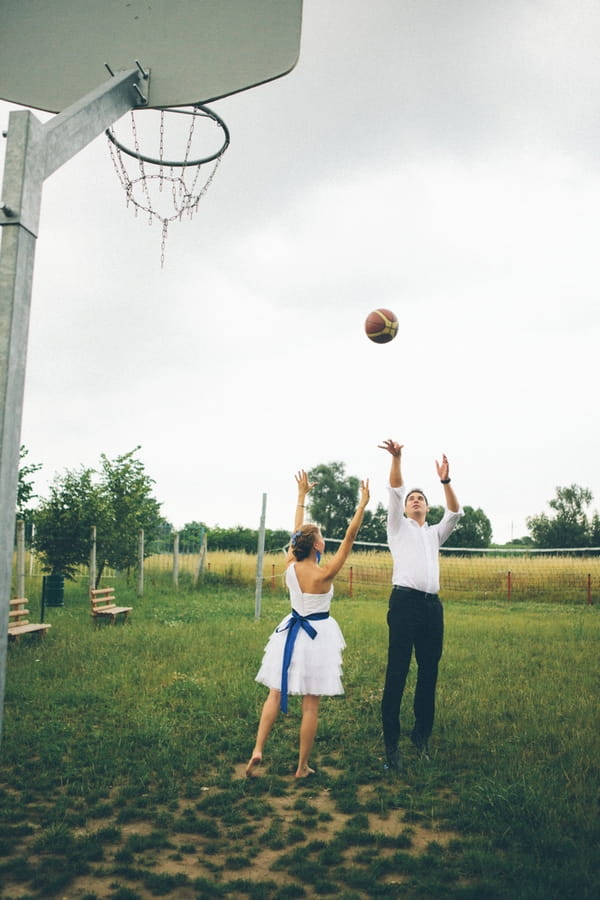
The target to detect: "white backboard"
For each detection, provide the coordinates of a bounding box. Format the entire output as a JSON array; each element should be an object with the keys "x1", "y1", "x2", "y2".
[{"x1": 0, "y1": 0, "x2": 303, "y2": 112}]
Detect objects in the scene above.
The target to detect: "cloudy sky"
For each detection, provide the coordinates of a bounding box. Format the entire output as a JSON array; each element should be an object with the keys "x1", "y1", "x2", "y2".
[{"x1": 1, "y1": 0, "x2": 599, "y2": 544}]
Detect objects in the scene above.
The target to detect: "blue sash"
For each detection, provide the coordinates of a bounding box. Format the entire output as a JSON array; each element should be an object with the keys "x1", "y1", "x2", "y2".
[{"x1": 276, "y1": 608, "x2": 330, "y2": 713}]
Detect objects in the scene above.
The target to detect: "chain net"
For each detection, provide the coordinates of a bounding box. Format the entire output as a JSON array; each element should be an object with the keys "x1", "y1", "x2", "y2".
[{"x1": 107, "y1": 105, "x2": 229, "y2": 266}]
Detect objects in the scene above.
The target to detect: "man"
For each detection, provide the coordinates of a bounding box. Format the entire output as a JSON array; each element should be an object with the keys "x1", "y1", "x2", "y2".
[{"x1": 378, "y1": 439, "x2": 463, "y2": 770}]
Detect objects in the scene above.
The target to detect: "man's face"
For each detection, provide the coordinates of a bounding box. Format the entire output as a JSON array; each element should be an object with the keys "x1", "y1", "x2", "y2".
[{"x1": 405, "y1": 491, "x2": 428, "y2": 519}]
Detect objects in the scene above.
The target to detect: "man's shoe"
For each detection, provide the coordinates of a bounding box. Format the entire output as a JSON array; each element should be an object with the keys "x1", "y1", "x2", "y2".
[
  {"x1": 384, "y1": 744, "x2": 400, "y2": 771},
  {"x1": 410, "y1": 730, "x2": 430, "y2": 759}
]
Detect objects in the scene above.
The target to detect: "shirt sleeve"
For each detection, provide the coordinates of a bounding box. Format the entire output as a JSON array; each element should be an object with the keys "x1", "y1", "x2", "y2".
[
  {"x1": 387, "y1": 485, "x2": 407, "y2": 540},
  {"x1": 435, "y1": 506, "x2": 464, "y2": 546}
]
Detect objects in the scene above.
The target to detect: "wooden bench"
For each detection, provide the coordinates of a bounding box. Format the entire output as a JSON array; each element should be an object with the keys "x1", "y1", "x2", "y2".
[
  {"x1": 8, "y1": 598, "x2": 52, "y2": 640},
  {"x1": 90, "y1": 587, "x2": 132, "y2": 625}
]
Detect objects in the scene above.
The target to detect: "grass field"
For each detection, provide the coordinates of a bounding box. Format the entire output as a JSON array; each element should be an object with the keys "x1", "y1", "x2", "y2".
[{"x1": 1, "y1": 569, "x2": 598, "y2": 899}]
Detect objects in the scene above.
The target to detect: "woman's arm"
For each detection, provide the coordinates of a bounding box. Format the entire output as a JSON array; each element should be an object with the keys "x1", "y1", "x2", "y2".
[
  {"x1": 285, "y1": 469, "x2": 317, "y2": 563},
  {"x1": 320, "y1": 479, "x2": 370, "y2": 580},
  {"x1": 293, "y1": 469, "x2": 315, "y2": 531}
]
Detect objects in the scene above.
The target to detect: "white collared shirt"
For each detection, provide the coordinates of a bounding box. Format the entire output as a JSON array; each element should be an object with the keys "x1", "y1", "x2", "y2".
[{"x1": 387, "y1": 485, "x2": 464, "y2": 593}]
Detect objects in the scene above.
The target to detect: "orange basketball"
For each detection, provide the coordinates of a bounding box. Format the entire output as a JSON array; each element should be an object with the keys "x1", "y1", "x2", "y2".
[{"x1": 364, "y1": 308, "x2": 398, "y2": 344}]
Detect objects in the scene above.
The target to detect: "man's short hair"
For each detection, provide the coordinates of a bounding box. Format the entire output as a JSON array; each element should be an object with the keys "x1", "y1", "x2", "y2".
[{"x1": 405, "y1": 488, "x2": 428, "y2": 506}]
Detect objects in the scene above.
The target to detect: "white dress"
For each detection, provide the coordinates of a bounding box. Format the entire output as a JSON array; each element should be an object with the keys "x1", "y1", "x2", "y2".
[{"x1": 255, "y1": 563, "x2": 346, "y2": 698}]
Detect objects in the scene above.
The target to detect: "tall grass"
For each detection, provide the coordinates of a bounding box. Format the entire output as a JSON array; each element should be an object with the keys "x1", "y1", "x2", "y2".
[
  {"x1": 0, "y1": 575, "x2": 598, "y2": 899},
  {"x1": 200, "y1": 549, "x2": 600, "y2": 604}
]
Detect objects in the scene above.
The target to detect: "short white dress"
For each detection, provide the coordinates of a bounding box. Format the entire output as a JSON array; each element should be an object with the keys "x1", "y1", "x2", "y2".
[{"x1": 255, "y1": 563, "x2": 346, "y2": 699}]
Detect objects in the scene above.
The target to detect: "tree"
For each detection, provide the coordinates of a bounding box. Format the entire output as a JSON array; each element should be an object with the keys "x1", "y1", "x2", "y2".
[
  {"x1": 33, "y1": 467, "x2": 105, "y2": 577},
  {"x1": 506, "y1": 536, "x2": 535, "y2": 547},
  {"x1": 428, "y1": 505, "x2": 492, "y2": 548},
  {"x1": 358, "y1": 502, "x2": 388, "y2": 544},
  {"x1": 32, "y1": 448, "x2": 163, "y2": 581},
  {"x1": 178, "y1": 520, "x2": 207, "y2": 551},
  {"x1": 96, "y1": 448, "x2": 163, "y2": 576},
  {"x1": 17, "y1": 445, "x2": 42, "y2": 518},
  {"x1": 306, "y1": 462, "x2": 360, "y2": 539},
  {"x1": 526, "y1": 484, "x2": 596, "y2": 548}
]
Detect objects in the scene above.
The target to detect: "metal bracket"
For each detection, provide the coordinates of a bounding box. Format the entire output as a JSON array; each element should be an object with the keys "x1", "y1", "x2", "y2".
[
  {"x1": 105, "y1": 60, "x2": 150, "y2": 106},
  {"x1": 0, "y1": 203, "x2": 16, "y2": 224}
]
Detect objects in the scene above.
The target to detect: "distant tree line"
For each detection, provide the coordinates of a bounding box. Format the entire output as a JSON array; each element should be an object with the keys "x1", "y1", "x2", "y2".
[
  {"x1": 16, "y1": 452, "x2": 600, "y2": 572},
  {"x1": 526, "y1": 484, "x2": 600, "y2": 549},
  {"x1": 304, "y1": 462, "x2": 600, "y2": 551}
]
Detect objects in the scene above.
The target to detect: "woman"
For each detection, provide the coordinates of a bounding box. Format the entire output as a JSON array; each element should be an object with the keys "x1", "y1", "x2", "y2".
[{"x1": 246, "y1": 468, "x2": 369, "y2": 778}]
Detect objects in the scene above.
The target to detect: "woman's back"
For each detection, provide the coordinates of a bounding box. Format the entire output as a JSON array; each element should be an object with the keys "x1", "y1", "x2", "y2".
[{"x1": 286, "y1": 563, "x2": 333, "y2": 616}]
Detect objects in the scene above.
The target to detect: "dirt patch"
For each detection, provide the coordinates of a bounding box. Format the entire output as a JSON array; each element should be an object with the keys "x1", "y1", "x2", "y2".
[{"x1": 2, "y1": 770, "x2": 463, "y2": 899}]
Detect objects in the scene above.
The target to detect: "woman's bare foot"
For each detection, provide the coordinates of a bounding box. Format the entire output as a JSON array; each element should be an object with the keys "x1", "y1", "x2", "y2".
[
  {"x1": 245, "y1": 751, "x2": 262, "y2": 777},
  {"x1": 294, "y1": 764, "x2": 315, "y2": 779}
]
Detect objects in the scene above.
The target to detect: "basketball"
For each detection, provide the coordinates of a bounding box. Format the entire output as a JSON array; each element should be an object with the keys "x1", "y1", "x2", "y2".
[{"x1": 364, "y1": 308, "x2": 398, "y2": 344}]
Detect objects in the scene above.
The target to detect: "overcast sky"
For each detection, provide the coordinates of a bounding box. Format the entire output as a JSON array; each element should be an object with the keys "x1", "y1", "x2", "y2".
[{"x1": 1, "y1": 0, "x2": 599, "y2": 544}]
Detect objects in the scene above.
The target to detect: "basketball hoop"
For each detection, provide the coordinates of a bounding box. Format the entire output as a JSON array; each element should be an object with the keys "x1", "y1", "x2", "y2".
[{"x1": 106, "y1": 104, "x2": 230, "y2": 265}]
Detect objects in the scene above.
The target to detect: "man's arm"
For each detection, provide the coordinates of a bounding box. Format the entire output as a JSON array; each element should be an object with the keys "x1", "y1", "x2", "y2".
[
  {"x1": 379, "y1": 439, "x2": 404, "y2": 487},
  {"x1": 435, "y1": 453, "x2": 460, "y2": 512}
]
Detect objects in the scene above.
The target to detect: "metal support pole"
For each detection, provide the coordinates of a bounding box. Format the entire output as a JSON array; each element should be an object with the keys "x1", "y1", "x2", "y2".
[
  {"x1": 0, "y1": 66, "x2": 146, "y2": 748},
  {"x1": 255, "y1": 493, "x2": 267, "y2": 620}
]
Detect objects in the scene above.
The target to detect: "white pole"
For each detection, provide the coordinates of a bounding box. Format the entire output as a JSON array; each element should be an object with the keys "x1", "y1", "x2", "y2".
[{"x1": 254, "y1": 493, "x2": 267, "y2": 620}]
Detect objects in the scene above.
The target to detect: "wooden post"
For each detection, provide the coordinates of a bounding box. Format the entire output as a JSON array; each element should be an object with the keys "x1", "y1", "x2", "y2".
[
  {"x1": 587, "y1": 573, "x2": 593, "y2": 605},
  {"x1": 89, "y1": 525, "x2": 96, "y2": 592},
  {"x1": 507, "y1": 570, "x2": 512, "y2": 602},
  {"x1": 137, "y1": 529, "x2": 144, "y2": 597},
  {"x1": 16, "y1": 519, "x2": 24, "y2": 599},
  {"x1": 173, "y1": 531, "x2": 179, "y2": 588},
  {"x1": 193, "y1": 530, "x2": 206, "y2": 587}
]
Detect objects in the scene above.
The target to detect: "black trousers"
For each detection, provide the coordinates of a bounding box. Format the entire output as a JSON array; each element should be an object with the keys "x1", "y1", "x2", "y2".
[{"x1": 381, "y1": 585, "x2": 444, "y2": 749}]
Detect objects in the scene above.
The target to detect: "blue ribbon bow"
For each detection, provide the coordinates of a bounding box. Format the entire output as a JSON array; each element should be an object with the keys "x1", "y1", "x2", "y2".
[{"x1": 276, "y1": 608, "x2": 330, "y2": 713}]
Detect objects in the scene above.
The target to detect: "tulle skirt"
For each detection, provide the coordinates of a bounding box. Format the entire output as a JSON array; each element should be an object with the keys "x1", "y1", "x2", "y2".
[{"x1": 255, "y1": 613, "x2": 346, "y2": 697}]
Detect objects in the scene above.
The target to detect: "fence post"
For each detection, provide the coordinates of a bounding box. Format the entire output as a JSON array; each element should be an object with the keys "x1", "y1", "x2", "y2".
[
  {"x1": 173, "y1": 531, "x2": 179, "y2": 589},
  {"x1": 255, "y1": 493, "x2": 267, "y2": 620},
  {"x1": 29, "y1": 522, "x2": 35, "y2": 576},
  {"x1": 89, "y1": 525, "x2": 96, "y2": 592},
  {"x1": 16, "y1": 519, "x2": 25, "y2": 599},
  {"x1": 349, "y1": 565, "x2": 353, "y2": 598},
  {"x1": 137, "y1": 529, "x2": 144, "y2": 597},
  {"x1": 507, "y1": 570, "x2": 512, "y2": 602},
  {"x1": 587, "y1": 573, "x2": 592, "y2": 605},
  {"x1": 193, "y1": 529, "x2": 207, "y2": 586}
]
